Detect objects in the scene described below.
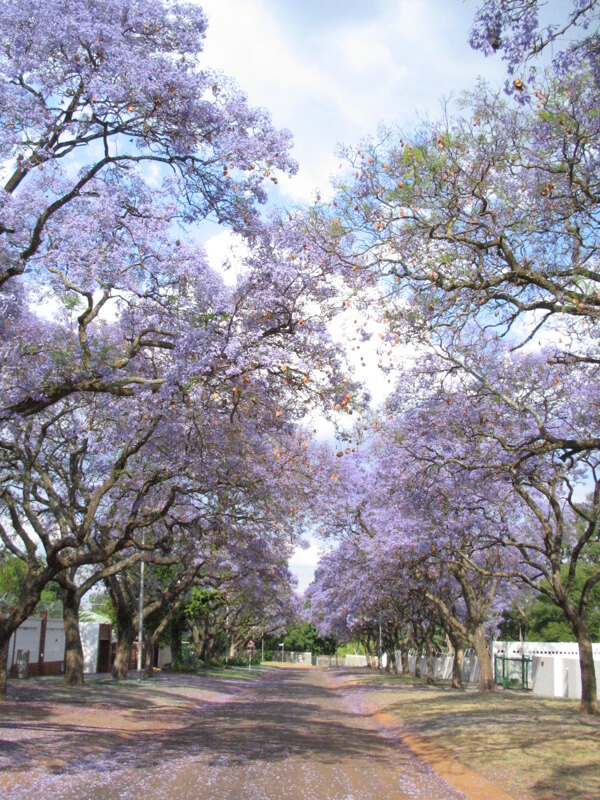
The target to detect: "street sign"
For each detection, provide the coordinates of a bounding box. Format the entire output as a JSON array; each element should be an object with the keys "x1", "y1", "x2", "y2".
[{"x1": 247, "y1": 640, "x2": 256, "y2": 650}]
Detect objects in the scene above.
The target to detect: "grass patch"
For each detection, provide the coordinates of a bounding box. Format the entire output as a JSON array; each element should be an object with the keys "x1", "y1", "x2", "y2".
[{"x1": 341, "y1": 672, "x2": 600, "y2": 800}]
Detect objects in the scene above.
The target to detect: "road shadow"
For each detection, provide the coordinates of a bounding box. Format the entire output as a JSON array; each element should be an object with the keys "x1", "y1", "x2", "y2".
[{"x1": 0, "y1": 668, "x2": 409, "y2": 779}]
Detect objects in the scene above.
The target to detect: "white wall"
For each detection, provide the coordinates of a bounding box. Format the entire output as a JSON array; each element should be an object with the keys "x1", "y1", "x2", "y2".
[
  {"x1": 8, "y1": 616, "x2": 109, "y2": 674},
  {"x1": 8, "y1": 618, "x2": 41, "y2": 669},
  {"x1": 80, "y1": 623, "x2": 100, "y2": 673},
  {"x1": 158, "y1": 644, "x2": 172, "y2": 667},
  {"x1": 43, "y1": 619, "x2": 65, "y2": 663},
  {"x1": 532, "y1": 653, "x2": 600, "y2": 700}
]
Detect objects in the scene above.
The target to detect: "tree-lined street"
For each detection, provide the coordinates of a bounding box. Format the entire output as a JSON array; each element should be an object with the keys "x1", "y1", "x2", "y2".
[{"x1": 2, "y1": 666, "x2": 510, "y2": 800}]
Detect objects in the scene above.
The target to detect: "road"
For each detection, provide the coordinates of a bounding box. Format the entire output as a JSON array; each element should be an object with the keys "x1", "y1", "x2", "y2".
[{"x1": 2, "y1": 668, "x2": 467, "y2": 800}]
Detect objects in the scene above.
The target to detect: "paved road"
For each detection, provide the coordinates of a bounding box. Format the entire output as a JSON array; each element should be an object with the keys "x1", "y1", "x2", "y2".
[{"x1": 4, "y1": 668, "x2": 465, "y2": 800}]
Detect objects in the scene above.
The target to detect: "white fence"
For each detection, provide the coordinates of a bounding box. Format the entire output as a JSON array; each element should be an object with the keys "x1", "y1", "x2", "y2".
[{"x1": 320, "y1": 641, "x2": 600, "y2": 700}]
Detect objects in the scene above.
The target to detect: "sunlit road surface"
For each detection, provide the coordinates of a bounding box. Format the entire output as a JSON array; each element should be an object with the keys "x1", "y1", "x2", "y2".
[{"x1": 3, "y1": 668, "x2": 466, "y2": 800}]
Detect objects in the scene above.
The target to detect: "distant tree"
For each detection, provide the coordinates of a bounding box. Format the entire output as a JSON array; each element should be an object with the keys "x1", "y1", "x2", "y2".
[
  {"x1": 526, "y1": 565, "x2": 600, "y2": 643},
  {"x1": 87, "y1": 591, "x2": 117, "y2": 625}
]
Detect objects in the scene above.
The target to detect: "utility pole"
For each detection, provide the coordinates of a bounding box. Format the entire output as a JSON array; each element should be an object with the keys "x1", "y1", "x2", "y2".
[
  {"x1": 378, "y1": 611, "x2": 382, "y2": 671},
  {"x1": 137, "y1": 536, "x2": 145, "y2": 682},
  {"x1": 225, "y1": 602, "x2": 229, "y2": 665}
]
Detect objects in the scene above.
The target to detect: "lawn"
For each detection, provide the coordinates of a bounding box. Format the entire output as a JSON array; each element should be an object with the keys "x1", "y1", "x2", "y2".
[{"x1": 337, "y1": 670, "x2": 600, "y2": 800}]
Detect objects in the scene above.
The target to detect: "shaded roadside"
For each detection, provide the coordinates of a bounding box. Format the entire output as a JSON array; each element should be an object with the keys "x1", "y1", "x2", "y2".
[{"x1": 330, "y1": 667, "x2": 600, "y2": 800}]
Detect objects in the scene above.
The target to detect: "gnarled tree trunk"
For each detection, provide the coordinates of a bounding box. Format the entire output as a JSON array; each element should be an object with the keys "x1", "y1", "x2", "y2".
[
  {"x1": 62, "y1": 586, "x2": 84, "y2": 685},
  {"x1": 112, "y1": 625, "x2": 135, "y2": 679},
  {"x1": 107, "y1": 575, "x2": 136, "y2": 680}
]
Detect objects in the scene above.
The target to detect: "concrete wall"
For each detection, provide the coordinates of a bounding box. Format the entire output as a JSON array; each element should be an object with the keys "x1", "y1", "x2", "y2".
[
  {"x1": 80, "y1": 623, "x2": 99, "y2": 673},
  {"x1": 532, "y1": 653, "x2": 600, "y2": 700},
  {"x1": 44, "y1": 619, "x2": 65, "y2": 663},
  {"x1": 344, "y1": 654, "x2": 368, "y2": 667},
  {"x1": 8, "y1": 618, "x2": 42, "y2": 669},
  {"x1": 9, "y1": 616, "x2": 111, "y2": 676}
]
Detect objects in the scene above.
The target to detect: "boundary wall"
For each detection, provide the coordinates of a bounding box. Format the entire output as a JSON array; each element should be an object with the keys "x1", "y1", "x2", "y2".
[
  {"x1": 7, "y1": 614, "x2": 112, "y2": 676},
  {"x1": 320, "y1": 642, "x2": 600, "y2": 700}
]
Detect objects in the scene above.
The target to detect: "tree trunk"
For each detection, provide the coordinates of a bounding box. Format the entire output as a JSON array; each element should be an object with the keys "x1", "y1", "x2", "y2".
[
  {"x1": 452, "y1": 642, "x2": 464, "y2": 689},
  {"x1": 62, "y1": 588, "x2": 84, "y2": 686},
  {"x1": 191, "y1": 622, "x2": 206, "y2": 668},
  {"x1": 414, "y1": 655, "x2": 421, "y2": 678},
  {"x1": 470, "y1": 624, "x2": 493, "y2": 691},
  {"x1": 574, "y1": 617, "x2": 599, "y2": 715},
  {"x1": 0, "y1": 577, "x2": 52, "y2": 699},
  {"x1": 107, "y1": 574, "x2": 136, "y2": 680},
  {"x1": 447, "y1": 631, "x2": 464, "y2": 689},
  {"x1": 0, "y1": 635, "x2": 9, "y2": 701},
  {"x1": 388, "y1": 649, "x2": 398, "y2": 674},
  {"x1": 203, "y1": 636, "x2": 215, "y2": 669},
  {"x1": 144, "y1": 635, "x2": 155, "y2": 679},
  {"x1": 399, "y1": 643, "x2": 410, "y2": 676},
  {"x1": 112, "y1": 625, "x2": 135, "y2": 679},
  {"x1": 169, "y1": 614, "x2": 184, "y2": 666},
  {"x1": 425, "y1": 636, "x2": 435, "y2": 684}
]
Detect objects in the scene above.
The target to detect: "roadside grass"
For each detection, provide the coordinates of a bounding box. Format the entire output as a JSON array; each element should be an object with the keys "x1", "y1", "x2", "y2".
[{"x1": 339, "y1": 671, "x2": 600, "y2": 800}]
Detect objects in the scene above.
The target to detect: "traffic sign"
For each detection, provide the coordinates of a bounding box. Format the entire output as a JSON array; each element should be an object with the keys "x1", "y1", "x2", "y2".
[{"x1": 247, "y1": 640, "x2": 256, "y2": 650}]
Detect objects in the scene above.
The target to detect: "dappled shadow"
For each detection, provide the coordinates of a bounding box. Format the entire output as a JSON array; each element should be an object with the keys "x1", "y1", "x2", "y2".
[
  {"x1": 336, "y1": 671, "x2": 600, "y2": 800},
  {"x1": 0, "y1": 669, "x2": 410, "y2": 779},
  {"x1": 533, "y1": 759, "x2": 600, "y2": 800}
]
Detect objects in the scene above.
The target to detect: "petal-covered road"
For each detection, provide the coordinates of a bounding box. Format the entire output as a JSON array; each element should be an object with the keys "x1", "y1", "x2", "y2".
[{"x1": 2, "y1": 667, "x2": 468, "y2": 800}]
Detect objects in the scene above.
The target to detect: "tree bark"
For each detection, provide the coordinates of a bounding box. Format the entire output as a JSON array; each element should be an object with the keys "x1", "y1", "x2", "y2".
[
  {"x1": 62, "y1": 588, "x2": 84, "y2": 686},
  {"x1": 447, "y1": 631, "x2": 464, "y2": 689},
  {"x1": 112, "y1": 625, "x2": 135, "y2": 679},
  {"x1": 400, "y1": 643, "x2": 410, "y2": 676},
  {"x1": 388, "y1": 649, "x2": 398, "y2": 674},
  {"x1": 425, "y1": 635, "x2": 435, "y2": 685},
  {"x1": 471, "y1": 624, "x2": 494, "y2": 691},
  {"x1": 144, "y1": 635, "x2": 155, "y2": 679},
  {"x1": 106, "y1": 575, "x2": 136, "y2": 679},
  {"x1": 0, "y1": 572, "x2": 53, "y2": 699},
  {"x1": 414, "y1": 655, "x2": 421, "y2": 678},
  {"x1": 191, "y1": 622, "x2": 206, "y2": 668},
  {"x1": 0, "y1": 635, "x2": 9, "y2": 700},
  {"x1": 452, "y1": 641, "x2": 464, "y2": 689},
  {"x1": 573, "y1": 617, "x2": 599, "y2": 714},
  {"x1": 169, "y1": 614, "x2": 184, "y2": 666},
  {"x1": 203, "y1": 636, "x2": 215, "y2": 669}
]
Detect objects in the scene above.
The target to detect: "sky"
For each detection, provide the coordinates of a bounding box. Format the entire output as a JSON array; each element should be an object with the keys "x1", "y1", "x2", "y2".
[{"x1": 196, "y1": 0, "x2": 507, "y2": 592}]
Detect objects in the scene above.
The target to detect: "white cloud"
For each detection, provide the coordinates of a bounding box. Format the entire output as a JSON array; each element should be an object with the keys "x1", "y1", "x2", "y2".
[
  {"x1": 203, "y1": 229, "x2": 251, "y2": 286},
  {"x1": 196, "y1": 0, "x2": 505, "y2": 202},
  {"x1": 289, "y1": 540, "x2": 323, "y2": 593}
]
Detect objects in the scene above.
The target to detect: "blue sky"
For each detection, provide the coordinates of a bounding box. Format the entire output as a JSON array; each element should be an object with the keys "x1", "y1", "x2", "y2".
[
  {"x1": 199, "y1": 0, "x2": 505, "y2": 203},
  {"x1": 197, "y1": 0, "x2": 507, "y2": 591}
]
